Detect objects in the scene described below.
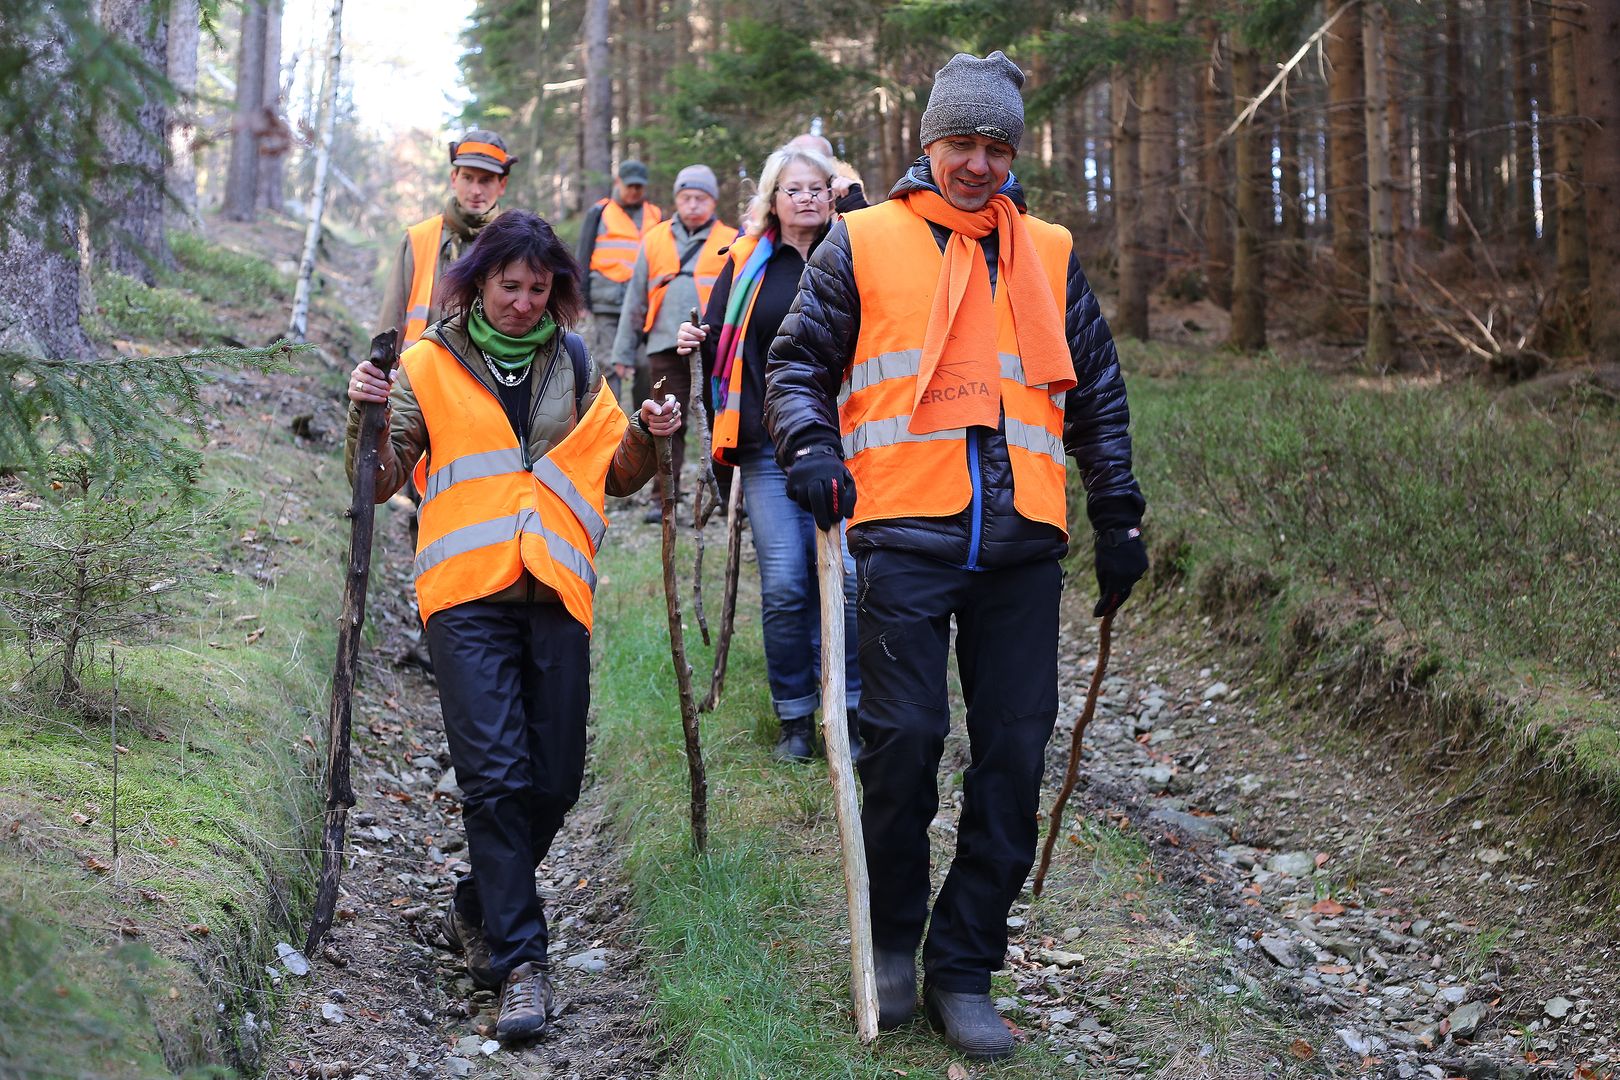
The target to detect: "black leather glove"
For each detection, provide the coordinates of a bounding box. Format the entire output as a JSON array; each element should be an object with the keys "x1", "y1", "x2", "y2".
[
  {"x1": 1094, "y1": 526, "x2": 1147, "y2": 618},
  {"x1": 786, "y1": 445, "x2": 856, "y2": 531}
]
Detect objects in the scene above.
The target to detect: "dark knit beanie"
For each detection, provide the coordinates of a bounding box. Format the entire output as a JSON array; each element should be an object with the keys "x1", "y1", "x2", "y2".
[{"x1": 919, "y1": 51, "x2": 1026, "y2": 151}]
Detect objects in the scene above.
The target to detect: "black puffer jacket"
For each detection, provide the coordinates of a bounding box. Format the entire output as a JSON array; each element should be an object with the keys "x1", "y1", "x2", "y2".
[{"x1": 763, "y1": 158, "x2": 1144, "y2": 569}]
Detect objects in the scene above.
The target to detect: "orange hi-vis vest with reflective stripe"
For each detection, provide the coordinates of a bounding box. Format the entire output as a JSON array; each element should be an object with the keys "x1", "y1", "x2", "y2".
[
  {"x1": 404, "y1": 339, "x2": 628, "y2": 630},
  {"x1": 590, "y1": 199, "x2": 663, "y2": 283},
  {"x1": 839, "y1": 199, "x2": 1073, "y2": 534},
  {"x1": 709, "y1": 234, "x2": 761, "y2": 466},
  {"x1": 403, "y1": 215, "x2": 446, "y2": 347},
  {"x1": 641, "y1": 218, "x2": 737, "y2": 334}
]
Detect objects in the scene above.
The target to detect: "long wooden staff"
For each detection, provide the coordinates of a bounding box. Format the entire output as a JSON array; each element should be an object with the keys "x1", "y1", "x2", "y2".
[
  {"x1": 1032, "y1": 613, "x2": 1115, "y2": 898},
  {"x1": 816, "y1": 528, "x2": 878, "y2": 1042},
  {"x1": 701, "y1": 474, "x2": 744, "y2": 712},
  {"x1": 307, "y1": 329, "x2": 398, "y2": 954},
  {"x1": 656, "y1": 380, "x2": 709, "y2": 854}
]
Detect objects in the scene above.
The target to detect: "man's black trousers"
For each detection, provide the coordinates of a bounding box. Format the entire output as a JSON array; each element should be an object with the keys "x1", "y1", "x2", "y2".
[
  {"x1": 427, "y1": 600, "x2": 590, "y2": 978},
  {"x1": 854, "y1": 549, "x2": 1060, "y2": 994}
]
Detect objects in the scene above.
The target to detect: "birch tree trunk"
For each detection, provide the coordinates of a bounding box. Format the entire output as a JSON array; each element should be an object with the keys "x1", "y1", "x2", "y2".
[
  {"x1": 94, "y1": 0, "x2": 169, "y2": 284},
  {"x1": 1575, "y1": 0, "x2": 1620, "y2": 357},
  {"x1": 582, "y1": 0, "x2": 614, "y2": 204},
  {"x1": 223, "y1": 0, "x2": 267, "y2": 221},
  {"x1": 1228, "y1": 33, "x2": 1266, "y2": 352},
  {"x1": 287, "y1": 0, "x2": 343, "y2": 343},
  {"x1": 1363, "y1": 1, "x2": 1397, "y2": 370}
]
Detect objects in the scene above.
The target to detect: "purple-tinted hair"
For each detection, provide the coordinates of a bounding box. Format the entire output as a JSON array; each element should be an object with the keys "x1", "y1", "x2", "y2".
[{"x1": 437, "y1": 210, "x2": 586, "y2": 329}]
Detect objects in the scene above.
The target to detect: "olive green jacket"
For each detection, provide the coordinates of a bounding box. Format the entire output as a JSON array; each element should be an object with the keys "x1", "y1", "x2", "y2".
[{"x1": 345, "y1": 315, "x2": 658, "y2": 605}]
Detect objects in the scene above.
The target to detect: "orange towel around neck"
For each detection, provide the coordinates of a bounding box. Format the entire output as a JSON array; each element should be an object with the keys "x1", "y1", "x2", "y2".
[{"x1": 901, "y1": 189, "x2": 1075, "y2": 435}]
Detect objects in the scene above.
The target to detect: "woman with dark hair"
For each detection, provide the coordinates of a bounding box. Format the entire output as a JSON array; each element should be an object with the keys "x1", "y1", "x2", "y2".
[{"x1": 344, "y1": 210, "x2": 681, "y2": 1041}]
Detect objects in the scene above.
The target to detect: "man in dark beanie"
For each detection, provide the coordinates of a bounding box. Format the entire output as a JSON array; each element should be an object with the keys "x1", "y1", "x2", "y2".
[{"x1": 764, "y1": 50, "x2": 1146, "y2": 1060}]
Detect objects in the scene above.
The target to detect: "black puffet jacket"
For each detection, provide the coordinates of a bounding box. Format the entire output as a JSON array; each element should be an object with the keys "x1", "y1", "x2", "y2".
[{"x1": 763, "y1": 158, "x2": 1145, "y2": 569}]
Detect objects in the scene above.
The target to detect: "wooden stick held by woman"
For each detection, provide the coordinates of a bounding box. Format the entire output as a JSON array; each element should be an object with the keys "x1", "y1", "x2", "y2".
[{"x1": 308, "y1": 328, "x2": 397, "y2": 955}]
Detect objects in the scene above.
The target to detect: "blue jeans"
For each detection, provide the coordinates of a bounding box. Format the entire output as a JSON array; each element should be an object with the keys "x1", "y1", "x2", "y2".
[{"x1": 739, "y1": 447, "x2": 861, "y2": 719}]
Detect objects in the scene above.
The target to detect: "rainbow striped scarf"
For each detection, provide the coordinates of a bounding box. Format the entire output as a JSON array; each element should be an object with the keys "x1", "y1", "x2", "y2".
[{"x1": 710, "y1": 229, "x2": 774, "y2": 415}]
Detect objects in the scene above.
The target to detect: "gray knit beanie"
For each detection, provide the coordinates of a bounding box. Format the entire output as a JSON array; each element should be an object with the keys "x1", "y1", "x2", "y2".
[
  {"x1": 673, "y1": 164, "x2": 719, "y2": 200},
  {"x1": 919, "y1": 51, "x2": 1026, "y2": 151}
]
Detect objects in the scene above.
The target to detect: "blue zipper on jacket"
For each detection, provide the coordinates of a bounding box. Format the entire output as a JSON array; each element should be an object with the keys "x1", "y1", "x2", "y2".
[{"x1": 964, "y1": 429, "x2": 984, "y2": 570}]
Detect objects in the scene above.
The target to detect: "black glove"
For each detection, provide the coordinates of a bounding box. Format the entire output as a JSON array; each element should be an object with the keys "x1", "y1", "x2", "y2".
[
  {"x1": 786, "y1": 445, "x2": 856, "y2": 531},
  {"x1": 1094, "y1": 526, "x2": 1147, "y2": 618}
]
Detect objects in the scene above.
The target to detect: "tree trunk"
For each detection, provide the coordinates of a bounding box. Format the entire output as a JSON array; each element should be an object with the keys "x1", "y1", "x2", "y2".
[
  {"x1": 0, "y1": 6, "x2": 94, "y2": 361},
  {"x1": 1228, "y1": 33, "x2": 1266, "y2": 352},
  {"x1": 1549, "y1": 5, "x2": 1589, "y2": 298},
  {"x1": 1419, "y1": 22, "x2": 1447, "y2": 239},
  {"x1": 1198, "y1": 15, "x2": 1233, "y2": 307},
  {"x1": 1510, "y1": 0, "x2": 1537, "y2": 243},
  {"x1": 255, "y1": 0, "x2": 286, "y2": 214},
  {"x1": 166, "y1": 0, "x2": 201, "y2": 226},
  {"x1": 1112, "y1": 0, "x2": 1148, "y2": 340},
  {"x1": 94, "y1": 0, "x2": 169, "y2": 284},
  {"x1": 582, "y1": 0, "x2": 613, "y2": 204},
  {"x1": 1444, "y1": 0, "x2": 1466, "y2": 233},
  {"x1": 287, "y1": 0, "x2": 343, "y2": 343},
  {"x1": 1363, "y1": 0, "x2": 1397, "y2": 370},
  {"x1": 1278, "y1": 94, "x2": 1304, "y2": 277},
  {"x1": 1327, "y1": 0, "x2": 1368, "y2": 292},
  {"x1": 223, "y1": 0, "x2": 266, "y2": 221},
  {"x1": 1576, "y1": 0, "x2": 1620, "y2": 357},
  {"x1": 1139, "y1": 0, "x2": 1177, "y2": 291}
]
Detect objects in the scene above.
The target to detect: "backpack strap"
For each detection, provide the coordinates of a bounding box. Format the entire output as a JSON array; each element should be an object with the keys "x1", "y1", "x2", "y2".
[{"x1": 563, "y1": 331, "x2": 592, "y2": 412}]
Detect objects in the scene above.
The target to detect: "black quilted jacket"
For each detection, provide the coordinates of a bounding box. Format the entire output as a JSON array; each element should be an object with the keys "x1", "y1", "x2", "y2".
[{"x1": 763, "y1": 158, "x2": 1145, "y2": 569}]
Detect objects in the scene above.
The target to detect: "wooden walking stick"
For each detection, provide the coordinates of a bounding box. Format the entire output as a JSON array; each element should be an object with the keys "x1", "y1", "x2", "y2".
[
  {"x1": 307, "y1": 329, "x2": 397, "y2": 954},
  {"x1": 701, "y1": 474, "x2": 744, "y2": 712},
  {"x1": 816, "y1": 528, "x2": 878, "y2": 1042},
  {"x1": 1032, "y1": 612, "x2": 1115, "y2": 898},
  {"x1": 655, "y1": 380, "x2": 709, "y2": 854}
]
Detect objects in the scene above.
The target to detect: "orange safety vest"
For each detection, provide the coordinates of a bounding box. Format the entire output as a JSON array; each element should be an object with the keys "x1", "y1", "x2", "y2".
[
  {"x1": 403, "y1": 338, "x2": 628, "y2": 630},
  {"x1": 589, "y1": 199, "x2": 662, "y2": 284},
  {"x1": 709, "y1": 234, "x2": 761, "y2": 466},
  {"x1": 640, "y1": 218, "x2": 738, "y2": 334},
  {"x1": 839, "y1": 199, "x2": 1073, "y2": 533},
  {"x1": 402, "y1": 215, "x2": 447, "y2": 347}
]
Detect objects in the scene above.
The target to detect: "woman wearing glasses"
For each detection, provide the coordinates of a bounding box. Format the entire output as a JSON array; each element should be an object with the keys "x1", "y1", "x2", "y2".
[{"x1": 675, "y1": 144, "x2": 861, "y2": 763}]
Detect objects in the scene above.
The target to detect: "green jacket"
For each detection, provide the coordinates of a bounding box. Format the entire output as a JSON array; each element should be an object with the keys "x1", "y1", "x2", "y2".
[{"x1": 345, "y1": 314, "x2": 658, "y2": 605}]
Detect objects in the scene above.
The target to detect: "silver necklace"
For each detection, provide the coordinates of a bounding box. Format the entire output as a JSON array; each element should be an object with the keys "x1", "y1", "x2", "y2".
[{"x1": 481, "y1": 347, "x2": 532, "y2": 388}]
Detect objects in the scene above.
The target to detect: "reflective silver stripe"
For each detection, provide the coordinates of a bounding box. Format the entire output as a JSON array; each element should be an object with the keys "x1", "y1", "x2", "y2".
[
  {"x1": 421, "y1": 448, "x2": 525, "y2": 505},
  {"x1": 842, "y1": 415, "x2": 964, "y2": 457},
  {"x1": 531, "y1": 456, "x2": 607, "y2": 551},
  {"x1": 406, "y1": 304, "x2": 430, "y2": 320},
  {"x1": 696, "y1": 274, "x2": 719, "y2": 287},
  {"x1": 1004, "y1": 416, "x2": 1065, "y2": 465},
  {"x1": 413, "y1": 510, "x2": 598, "y2": 591},
  {"x1": 593, "y1": 238, "x2": 640, "y2": 250},
  {"x1": 840, "y1": 350, "x2": 1057, "y2": 405},
  {"x1": 414, "y1": 513, "x2": 522, "y2": 578}
]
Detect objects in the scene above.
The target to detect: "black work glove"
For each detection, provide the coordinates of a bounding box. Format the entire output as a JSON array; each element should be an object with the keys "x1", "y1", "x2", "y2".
[
  {"x1": 786, "y1": 444, "x2": 857, "y2": 531},
  {"x1": 1094, "y1": 526, "x2": 1147, "y2": 618}
]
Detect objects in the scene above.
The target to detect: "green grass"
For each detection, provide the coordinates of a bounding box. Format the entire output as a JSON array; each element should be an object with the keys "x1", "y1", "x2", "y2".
[
  {"x1": 590, "y1": 532, "x2": 1328, "y2": 1077},
  {"x1": 1116, "y1": 344, "x2": 1620, "y2": 845},
  {"x1": 0, "y1": 233, "x2": 345, "y2": 1076}
]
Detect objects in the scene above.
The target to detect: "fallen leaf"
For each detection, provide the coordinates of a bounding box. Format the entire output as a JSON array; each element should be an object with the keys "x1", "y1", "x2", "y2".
[
  {"x1": 114, "y1": 744, "x2": 130, "y2": 755},
  {"x1": 1315, "y1": 964, "x2": 1351, "y2": 975},
  {"x1": 1314, "y1": 852, "x2": 1330, "y2": 868},
  {"x1": 947, "y1": 1065, "x2": 969, "y2": 1080},
  {"x1": 1289, "y1": 1038, "x2": 1315, "y2": 1060},
  {"x1": 84, "y1": 856, "x2": 112, "y2": 874},
  {"x1": 185, "y1": 924, "x2": 210, "y2": 936},
  {"x1": 301, "y1": 733, "x2": 316, "y2": 749},
  {"x1": 71, "y1": 812, "x2": 92, "y2": 827},
  {"x1": 161, "y1": 836, "x2": 180, "y2": 848},
  {"x1": 1310, "y1": 898, "x2": 1346, "y2": 916},
  {"x1": 111, "y1": 918, "x2": 141, "y2": 937},
  {"x1": 244, "y1": 627, "x2": 265, "y2": 644}
]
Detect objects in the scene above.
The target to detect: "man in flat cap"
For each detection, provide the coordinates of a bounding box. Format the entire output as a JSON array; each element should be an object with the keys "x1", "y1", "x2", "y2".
[
  {"x1": 576, "y1": 160, "x2": 662, "y2": 402},
  {"x1": 613, "y1": 164, "x2": 737, "y2": 516},
  {"x1": 376, "y1": 129, "x2": 516, "y2": 347},
  {"x1": 765, "y1": 51, "x2": 1147, "y2": 1059}
]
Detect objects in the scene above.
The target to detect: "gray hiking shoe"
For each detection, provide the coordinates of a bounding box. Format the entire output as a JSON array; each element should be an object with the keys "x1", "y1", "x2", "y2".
[
  {"x1": 875, "y1": 948, "x2": 917, "y2": 1031},
  {"x1": 496, "y1": 961, "x2": 554, "y2": 1041},
  {"x1": 924, "y1": 985, "x2": 1015, "y2": 1060},
  {"x1": 443, "y1": 903, "x2": 500, "y2": 990}
]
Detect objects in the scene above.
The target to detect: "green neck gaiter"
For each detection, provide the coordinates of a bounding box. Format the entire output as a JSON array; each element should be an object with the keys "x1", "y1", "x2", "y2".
[{"x1": 468, "y1": 306, "x2": 556, "y2": 372}]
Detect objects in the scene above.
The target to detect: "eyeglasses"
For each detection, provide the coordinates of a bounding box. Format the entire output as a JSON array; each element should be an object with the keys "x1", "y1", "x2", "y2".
[{"x1": 779, "y1": 187, "x2": 831, "y2": 203}]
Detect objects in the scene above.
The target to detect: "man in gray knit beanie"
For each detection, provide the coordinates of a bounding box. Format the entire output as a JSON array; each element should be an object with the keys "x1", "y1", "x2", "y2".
[{"x1": 919, "y1": 50, "x2": 1026, "y2": 153}]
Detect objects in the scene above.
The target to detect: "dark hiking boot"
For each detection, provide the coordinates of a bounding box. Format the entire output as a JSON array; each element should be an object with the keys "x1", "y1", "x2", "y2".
[
  {"x1": 443, "y1": 904, "x2": 500, "y2": 990},
  {"x1": 846, "y1": 709, "x2": 863, "y2": 767},
  {"x1": 875, "y1": 948, "x2": 917, "y2": 1031},
  {"x1": 924, "y1": 985, "x2": 1015, "y2": 1060},
  {"x1": 496, "y1": 961, "x2": 554, "y2": 1041},
  {"x1": 772, "y1": 716, "x2": 815, "y2": 762}
]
